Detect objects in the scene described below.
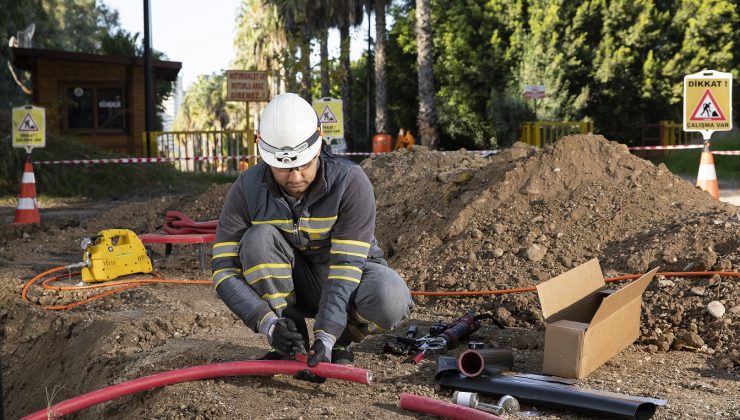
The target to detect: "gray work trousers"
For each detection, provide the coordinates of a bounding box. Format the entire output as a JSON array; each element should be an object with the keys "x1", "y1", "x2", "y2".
[{"x1": 239, "y1": 225, "x2": 412, "y2": 342}]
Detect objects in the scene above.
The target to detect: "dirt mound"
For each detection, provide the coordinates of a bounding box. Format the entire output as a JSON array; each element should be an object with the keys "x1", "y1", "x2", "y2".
[
  {"x1": 1, "y1": 135, "x2": 738, "y2": 419},
  {"x1": 361, "y1": 135, "x2": 738, "y2": 363}
]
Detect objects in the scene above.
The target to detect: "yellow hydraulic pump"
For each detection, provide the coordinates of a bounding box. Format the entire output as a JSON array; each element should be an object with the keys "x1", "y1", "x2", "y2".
[{"x1": 79, "y1": 229, "x2": 153, "y2": 283}]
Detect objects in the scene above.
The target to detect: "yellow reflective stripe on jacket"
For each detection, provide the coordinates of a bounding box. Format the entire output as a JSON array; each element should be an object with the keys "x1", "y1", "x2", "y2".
[
  {"x1": 243, "y1": 263, "x2": 291, "y2": 276},
  {"x1": 352, "y1": 309, "x2": 386, "y2": 333},
  {"x1": 261, "y1": 290, "x2": 294, "y2": 300},
  {"x1": 212, "y1": 242, "x2": 239, "y2": 258},
  {"x1": 243, "y1": 263, "x2": 292, "y2": 285},
  {"x1": 212, "y1": 267, "x2": 241, "y2": 289},
  {"x1": 328, "y1": 275, "x2": 361, "y2": 283},
  {"x1": 252, "y1": 219, "x2": 294, "y2": 233},
  {"x1": 248, "y1": 274, "x2": 292, "y2": 285},
  {"x1": 328, "y1": 265, "x2": 363, "y2": 283},
  {"x1": 298, "y1": 216, "x2": 337, "y2": 233},
  {"x1": 330, "y1": 250, "x2": 367, "y2": 258},
  {"x1": 329, "y1": 265, "x2": 363, "y2": 273},
  {"x1": 331, "y1": 238, "x2": 371, "y2": 256}
]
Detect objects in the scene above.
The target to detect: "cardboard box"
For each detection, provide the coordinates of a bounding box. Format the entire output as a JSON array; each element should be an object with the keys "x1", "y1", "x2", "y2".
[{"x1": 536, "y1": 258, "x2": 658, "y2": 379}]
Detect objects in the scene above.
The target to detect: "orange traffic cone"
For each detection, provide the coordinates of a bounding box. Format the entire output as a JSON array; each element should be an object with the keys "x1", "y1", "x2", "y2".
[
  {"x1": 12, "y1": 161, "x2": 40, "y2": 224},
  {"x1": 696, "y1": 142, "x2": 720, "y2": 199}
]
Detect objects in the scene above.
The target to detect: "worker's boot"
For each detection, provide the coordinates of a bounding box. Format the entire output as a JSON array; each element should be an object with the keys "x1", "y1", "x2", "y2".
[{"x1": 331, "y1": 328, "x2": 355, "y2": 365}]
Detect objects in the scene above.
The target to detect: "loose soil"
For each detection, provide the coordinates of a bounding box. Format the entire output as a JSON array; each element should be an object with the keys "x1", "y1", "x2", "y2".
[{"x1": 1, "y1": 135, "x2": 738, "y2": 419}]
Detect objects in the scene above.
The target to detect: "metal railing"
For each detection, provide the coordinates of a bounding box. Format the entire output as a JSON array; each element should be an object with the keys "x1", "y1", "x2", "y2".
[
  {"x1": 658, "y1": 120, "x2": 702, "y2": 146},
  {"x1": 519, "y1": 121, "x2": 594, "y2": 147},
  {"x1": 143, "y1": 130, "x2": 257, "y2": 175}
]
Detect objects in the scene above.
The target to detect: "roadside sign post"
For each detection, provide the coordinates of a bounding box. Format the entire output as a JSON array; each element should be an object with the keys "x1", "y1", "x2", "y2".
[
  {"x1": 683, "y1": 70, "x2": 732, "y2": 199},
  {"x1": 226, "y1": 70, "x2": 270, "y2": 166},
  {"x1": 683, "y1": 70, "x2": 733, "y2": 141},
  {"x1": 11, "y1": 105, "x2": 44, "y2": 224},
  {"x1": 312, "y1": 97, "x2": 344, "y2": 140},
  {"x1": 523, "y1": 85, "x2": 545, "y2": 119},
  {"x1": 12, "y1": 105, "x2": 46, "y2": 156}
]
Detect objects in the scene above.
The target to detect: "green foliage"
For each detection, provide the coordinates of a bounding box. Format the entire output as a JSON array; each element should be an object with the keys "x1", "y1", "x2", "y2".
[
  {"x1": 383, "y1": 0, "x2": 739, "y2": 148},
  {"x1": 0, "y1": 135, "x2": 229, "y2": 198},
  {"x1": 1, "y1": 0, "x2": 175, "y2": 132},
  {"x1": 487, "y1": 89, "x2": 534, "y2": 148},
  {"x1": 1, "y1": 0, "x2": 121, "y2": 109},
  {"x1": 375, "y1": 1, "x2": 418, "y2": 137}
]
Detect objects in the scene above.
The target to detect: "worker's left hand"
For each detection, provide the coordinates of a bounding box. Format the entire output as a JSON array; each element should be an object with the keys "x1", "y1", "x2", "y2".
[{"x1": 307, "y1": 340, "x2": 330, "y2": 367}]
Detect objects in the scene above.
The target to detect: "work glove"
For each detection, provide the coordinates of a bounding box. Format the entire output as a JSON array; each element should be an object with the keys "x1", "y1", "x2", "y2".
[
  {"x1": 269, "y1": 318, "x2": 305, "y2": 356},
  {"x1": 307, "y1": 340, "x2": 330, "y2": 367},
  {"x1": 307, "y1": 331, "x2": 335, "y2": 367}
]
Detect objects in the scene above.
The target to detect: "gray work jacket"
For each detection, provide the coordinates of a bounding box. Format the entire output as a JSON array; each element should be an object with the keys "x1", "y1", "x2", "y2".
[{"x1": 211, "y1": 149, "x2": 383, "y2": 339}]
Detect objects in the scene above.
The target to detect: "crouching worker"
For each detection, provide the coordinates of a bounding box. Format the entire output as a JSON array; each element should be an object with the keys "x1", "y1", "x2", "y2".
[{"x1": 212, "y1": 93, "x2": 412, "y2": 368}]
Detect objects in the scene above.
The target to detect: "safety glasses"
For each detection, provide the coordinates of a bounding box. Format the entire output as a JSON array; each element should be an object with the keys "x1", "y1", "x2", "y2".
[{"x1": 271, "y1": 155, "x2": 318, "y2": 174}]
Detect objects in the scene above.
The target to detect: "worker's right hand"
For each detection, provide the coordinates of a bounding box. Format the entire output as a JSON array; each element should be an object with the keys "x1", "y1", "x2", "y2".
[{"x1": 270, "y1": 318, "x2": 305, "y2": 355}]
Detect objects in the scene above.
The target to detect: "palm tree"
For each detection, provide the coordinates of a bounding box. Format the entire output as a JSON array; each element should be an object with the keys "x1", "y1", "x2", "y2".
[
  {"x1": 234, "y1": 0, "x2": 289, "y2": 96},
  {"x1": 374, "y1": 0, "x2": 389, "y2": 134},
  {"x1": 332, "y1": 0, "x2": 364, "y2": 150},
  {"x1": 415, "y1": 0, "x2": 439, "y2": 148},
  {"x1": 268, "y1": 0, "x2": 313, "y2": 101}
]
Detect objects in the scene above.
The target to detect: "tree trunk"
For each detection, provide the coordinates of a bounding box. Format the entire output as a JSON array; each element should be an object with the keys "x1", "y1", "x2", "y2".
[
  {"x1": 299, "y1": 31, "x2": 312, "y2": 103},
  {"x1": 374, "y1": 0, "x2": 389, "y2": 134},
  {"x1": 415, "y1": 0, "x2": 439, "y2": 149},
  {"x1": 320, "y1": 27, "x2": 330, "y2": 98},
  {"x1": 339, "y1": 23, "x2": 353, "y2": 149}
]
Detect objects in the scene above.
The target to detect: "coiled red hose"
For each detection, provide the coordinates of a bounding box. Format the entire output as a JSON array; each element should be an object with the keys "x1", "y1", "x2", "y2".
[
  {"x1": 22, "y1": 360, "x2": 372, "y2": 420},
  {"x1": 399, "y1": 393, "x2": 503, "y2": 420}
]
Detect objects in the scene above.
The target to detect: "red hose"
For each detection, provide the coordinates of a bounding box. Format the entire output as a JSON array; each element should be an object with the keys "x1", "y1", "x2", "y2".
[
  {"x1": 399, "y1": 393, "x2": 503, "y2": 420},
  {"x1": 22, "y1": 360, "x2": 372, "y2": 420}
]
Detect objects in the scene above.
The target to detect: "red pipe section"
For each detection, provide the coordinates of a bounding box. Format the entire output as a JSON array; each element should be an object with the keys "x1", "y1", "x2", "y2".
[
  {"x1": 399, "y1": 393, "x2": 503, "y2": 420},
  {"x1": 457, "y1": 348, "x2": 514, "y2": 378},
  {"x1": 22, "y1": 360, "x2": 371, "y2": 420}
]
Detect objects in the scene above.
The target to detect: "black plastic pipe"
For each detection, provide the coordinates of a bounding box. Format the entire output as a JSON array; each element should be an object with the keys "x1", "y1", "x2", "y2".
[{"x1": 437, "y1": 366, "x2": 664, "y2": 419}]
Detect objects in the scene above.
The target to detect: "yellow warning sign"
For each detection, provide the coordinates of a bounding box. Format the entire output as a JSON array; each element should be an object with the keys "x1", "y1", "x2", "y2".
[
  {"x1": 683, "y1": 70, "x2": 732, "y2": 133},
  {"x1": 312, "y1": 97, "x2": 344, "y2": 138},
  {"x1": 12, "y1": 105, "x2": 46, "y2": 149}
]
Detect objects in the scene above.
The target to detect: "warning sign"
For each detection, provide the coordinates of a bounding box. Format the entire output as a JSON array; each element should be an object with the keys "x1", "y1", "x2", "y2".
[
  {"x1": 683, "y1": 70, "x2": 732, "y2": 133},
  {"x1": 319, "y1": 106, "x2": 338, "y2": 123},
  {"x1": 312, "y1": 97, "x2": 344, "y2": 138},
  {"x1": 18, "y1": 113, "x2": 39, "y2": 131},
  {"x1": 12, "y1": 105, "x2": 46, "y2": 149}
]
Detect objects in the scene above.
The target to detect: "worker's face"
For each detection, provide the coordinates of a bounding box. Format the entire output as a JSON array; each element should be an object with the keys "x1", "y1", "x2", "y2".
[{"x1": 269, "y1": 153, "x2": 320, "y2": 198}]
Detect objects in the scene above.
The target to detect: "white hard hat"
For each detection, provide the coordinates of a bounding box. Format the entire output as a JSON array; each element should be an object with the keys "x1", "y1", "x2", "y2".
[{"x1": 258, "y1": 93, "x2": 322, "y2": 168}]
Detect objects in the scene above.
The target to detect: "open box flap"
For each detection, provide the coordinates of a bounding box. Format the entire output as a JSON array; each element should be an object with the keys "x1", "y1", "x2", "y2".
[
  {"x1": 590, "y1": 267, "x2": 659, "y2": 326},
  {"x1": 537, "y1": 258, "x2": 605, "y2": 321}
]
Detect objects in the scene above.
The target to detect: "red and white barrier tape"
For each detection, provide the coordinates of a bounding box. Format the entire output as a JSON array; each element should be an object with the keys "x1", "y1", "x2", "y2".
[
  {"x1": 628, "y1": 144, "x2": 703, "y2": 150},
  {"x1": 34, "y1": 155, "x2": 258, "y2": 165},
  {"x1": 712, "y1": 150, "x2": 740, "y2": 156},
  {"x1": 33, "y1": 150, "x2": 501, "y2": 165}
]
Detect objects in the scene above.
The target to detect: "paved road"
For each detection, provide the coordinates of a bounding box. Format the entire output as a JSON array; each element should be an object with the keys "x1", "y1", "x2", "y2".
[{"x1": 719, "y1": 188, "x2": 740, "y2": 206}]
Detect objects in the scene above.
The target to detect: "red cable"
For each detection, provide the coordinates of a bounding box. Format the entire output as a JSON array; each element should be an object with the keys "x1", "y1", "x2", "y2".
[
  {"x1": 399, "y1": 393, "x2": 503, "y2": 420},
  {"x1": 21, "y1": 360, "x2": 372, "y2": 420}
]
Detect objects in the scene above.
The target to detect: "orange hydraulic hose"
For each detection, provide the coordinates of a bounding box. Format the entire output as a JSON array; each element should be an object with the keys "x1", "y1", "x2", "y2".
[
  {"x1": 23, "y1": 267, "x2": 739, "y2": 309},
  {"x1": 22, "y1": 266, "x2": 209, "y2": 310}
]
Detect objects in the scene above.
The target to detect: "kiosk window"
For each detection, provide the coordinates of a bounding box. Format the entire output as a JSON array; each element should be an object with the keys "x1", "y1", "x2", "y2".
[{"x1": 64, "y1": 85, "x2": 126, "y2": 133}]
